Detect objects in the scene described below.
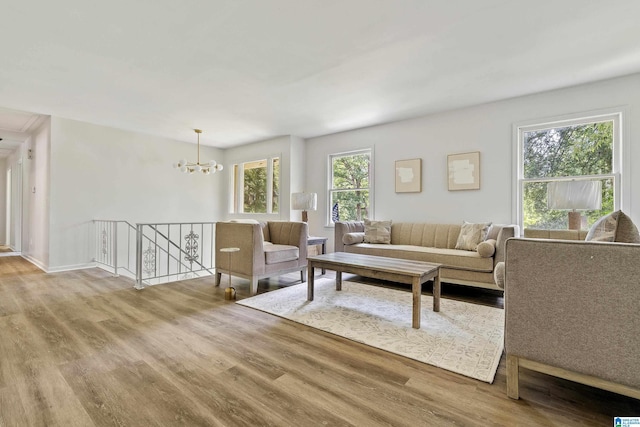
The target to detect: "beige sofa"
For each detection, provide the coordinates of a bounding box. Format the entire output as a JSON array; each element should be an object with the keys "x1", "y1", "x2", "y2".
[
  {"x1": 523, "y1": 228, "x2": 587, "y2": 240},
  {"x1": 335, "y1": 221, "x2": 519, "y2": 290},
  {"x1": 503, "y1": 237, "x2": 640, "y2": 400},
  {"x1": 215, "y1": 221, "x2": 308, "y2": 295}
]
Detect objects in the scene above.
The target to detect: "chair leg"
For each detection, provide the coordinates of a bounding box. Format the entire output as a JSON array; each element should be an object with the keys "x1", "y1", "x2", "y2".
[
  {"x1": 215, "y1": 272, "x2": 222, "y2": 286},
  {"x1": 250, "y1": 277, "x2": 259, "y2": 295},
  {"x1": 506, "y1": 354, "x2": 520, "y2": 399},
  {"x1": 301, "y1": 267, "x2": 306, "y2": 283}
]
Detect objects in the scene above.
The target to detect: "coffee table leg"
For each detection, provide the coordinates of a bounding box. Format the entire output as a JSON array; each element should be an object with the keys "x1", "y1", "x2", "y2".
[
  {"x1": 433, "y1": 274, "x2": 440, "y2": 312},
  {"x1": 307, "y1": 264, "x2": 315, "y2": 301},
  {"x1": 336, "y1": 270, "x2": 342, "y2": 291},
  {"x1": 412, "y1": 277, "x2": 421, "y2": 329}
]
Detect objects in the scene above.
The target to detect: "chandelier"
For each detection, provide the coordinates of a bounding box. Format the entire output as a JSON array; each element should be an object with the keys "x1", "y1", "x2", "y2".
[{"x1": 173, "y1": 129, "x2": 223, "y2": 175}]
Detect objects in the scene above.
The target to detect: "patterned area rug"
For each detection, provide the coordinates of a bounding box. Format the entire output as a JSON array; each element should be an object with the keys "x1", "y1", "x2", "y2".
[{"x1": 237, "y1": 280, "x2": 504, "y2": 383}]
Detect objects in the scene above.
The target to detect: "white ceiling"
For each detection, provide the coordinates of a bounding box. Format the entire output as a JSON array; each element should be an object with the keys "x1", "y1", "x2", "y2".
[{"x1": 1, "y1": 0, "x2": 640, "y2": 148}]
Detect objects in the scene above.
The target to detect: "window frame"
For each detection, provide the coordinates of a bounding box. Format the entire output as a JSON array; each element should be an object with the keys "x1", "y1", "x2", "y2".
[
  {"x1": 230, "y1": 155, "x2": 280, "y2": 215},
  {"x1": 326, "y1": 148, "x2": 374, "y2": 226},
  {"x1": 514, "y1": 110, "x2": 624, "y2": 233}
]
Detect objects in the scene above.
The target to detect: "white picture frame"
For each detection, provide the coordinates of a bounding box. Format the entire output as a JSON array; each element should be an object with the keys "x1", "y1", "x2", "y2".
[
  {"x1": 447, "y1": 151, "x2": 480, "y2": 191},
  {"x1": 395, "y1": 158, "x2": 422, "y2": 193}
]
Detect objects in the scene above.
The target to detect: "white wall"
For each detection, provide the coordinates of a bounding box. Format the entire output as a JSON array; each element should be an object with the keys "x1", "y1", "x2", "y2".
[
  {"x1": 7, "y1": 144, "x2": 25, "y2": 252},
  {"x1": 23, "y1": 119, "x2": 50, "y2": 268},
  {"x1": 289, "y1": 135, "x2": 306, "y2": 220},
  {"x1": 0, "y1": 158, "x2": 6, "y2": 244},
  {"x1": 306, "y1": 72, "x2": 640, "y2": 248},
  {"x1": 46, "y1": 118, "x2": 226, "y2": 271}
]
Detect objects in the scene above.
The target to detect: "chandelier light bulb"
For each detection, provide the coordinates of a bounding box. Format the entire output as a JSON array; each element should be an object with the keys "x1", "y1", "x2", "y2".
[{"x1": 174, "y1": 129, "x2": 223, "y2": 176}]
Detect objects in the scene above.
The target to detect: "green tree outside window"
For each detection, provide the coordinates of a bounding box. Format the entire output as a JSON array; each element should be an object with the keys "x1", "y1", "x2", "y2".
[
  {"x1": 234, "y1": 157, "x2": 279, "y2": 214},
  {"x1": 329, "y1": 151, "x2": 371, "y2": 222},
  {"x1": 522, "y1": 120, "x2": 615, "y2": 230}
]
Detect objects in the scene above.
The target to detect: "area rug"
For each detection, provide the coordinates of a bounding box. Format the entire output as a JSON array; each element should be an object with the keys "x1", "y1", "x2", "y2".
[{"x1": 237, "y1": 280, "x2": 504, "y2": 383}]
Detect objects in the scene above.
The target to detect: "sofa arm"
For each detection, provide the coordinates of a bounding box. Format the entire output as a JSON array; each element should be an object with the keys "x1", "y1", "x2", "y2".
[
  {"x1": 494, "y1": 261, "x2": 505, "y2": 289},
  {"x1": 334, "y1": 221, "x2": 365, "y2": 252},
  {"x1": 494, "y1": 225, "x2": 519, "y2": 266},
  {"x1": 215, "y1": 222, "x2": 265, "y2": 275}
]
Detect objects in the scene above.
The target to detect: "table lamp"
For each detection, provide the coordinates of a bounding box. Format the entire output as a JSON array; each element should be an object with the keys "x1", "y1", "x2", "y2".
[
  {"x1": 547, "y1": 180, "x2": 602, "y2": 230},
  {"x1": 291, "y1": 192, "x2": 317, "y2": 223}
]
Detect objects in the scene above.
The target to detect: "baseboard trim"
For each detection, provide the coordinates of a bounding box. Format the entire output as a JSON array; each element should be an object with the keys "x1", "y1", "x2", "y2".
[
  {"x1": 21, "y1": 254, "x2": 48, "y2": 272},
  {"x1": 46, "y1": 262, "x2": 97, "y2": 273}
]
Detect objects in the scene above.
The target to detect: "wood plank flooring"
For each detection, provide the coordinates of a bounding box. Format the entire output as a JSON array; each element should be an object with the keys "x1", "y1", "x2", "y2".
[{"x1": 0, "y1": 255, "x2": 638, "y2": 426}]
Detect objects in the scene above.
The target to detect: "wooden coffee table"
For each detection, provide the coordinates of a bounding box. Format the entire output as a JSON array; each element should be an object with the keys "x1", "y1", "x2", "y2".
[{"x1": 307, "y1": 252, "x2": 441, "y2": 329}]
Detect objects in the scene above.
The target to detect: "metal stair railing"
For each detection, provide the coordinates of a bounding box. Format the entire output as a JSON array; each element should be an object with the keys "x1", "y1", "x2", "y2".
[
  {"x1": 93, "y1": 220, "x2": 136, "y2": 278},
  {"x1": 93, "y1": 220, "x2": 216, "y2": 288},
  {"x1": 135, "y1": 222, "x2": 216, "y2": 289}
]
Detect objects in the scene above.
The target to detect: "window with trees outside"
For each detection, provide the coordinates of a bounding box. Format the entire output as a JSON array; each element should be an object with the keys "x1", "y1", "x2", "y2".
[
  {"x1": 517, "y1": 113, "x2": 620, "y2": 231},
  {"x1": 231, "y1": 157, "x2": 280, "y2": 214},
  {"x1": 328, "y1": 149, "x2": 372, "y2": 224}
]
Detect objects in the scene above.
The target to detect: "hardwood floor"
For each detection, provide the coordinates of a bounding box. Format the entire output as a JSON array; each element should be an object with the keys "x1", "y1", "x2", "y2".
[{"x1": 0, "y1": 256, "x2": 637, "y2": 426}]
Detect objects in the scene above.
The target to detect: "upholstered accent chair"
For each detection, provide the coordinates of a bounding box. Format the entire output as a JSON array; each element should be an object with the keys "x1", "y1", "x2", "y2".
[
  {"x1": 215, "y1": 221, "x2": 308, "y2": 295},
  {"x1": 502, "y1": 237, "x2": 640, "y2": 400}
]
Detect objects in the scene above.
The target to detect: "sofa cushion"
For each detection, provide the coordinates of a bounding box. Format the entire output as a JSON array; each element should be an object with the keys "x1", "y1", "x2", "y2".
[
  {"x1": 345, "y1": 243, "x2": 494, "y2": 272},
  {"x1": 343, "y1": 232, "x2": 365, "y2": 245},
  {"x1": 259, "y1": 221, "x2": 271, "y2": 242},
  {"x1": 264, "y1": 244, "x2": 299, "y2": 264},
  {"x1": 486, "y1": 224, "x2": 505, "y2": 241},
  {"x1": 477, "y1": 239, "x2": 496, "y2": 258},
  {"x1": 390, "y1": 223, "x2": 461, "y2": 249},
  {"x1": 524, "y1": 228, "x2": 587, "y2": 240},
  {"x1": 364, "y1": 219, "x2": 392, "y2": 244},
  {"x1": 586, "y1": 210, "x2": 640, "y2": 243},
  {"x1": 229, "y1": 219, "x2": 270, "y2": 242},
  {"x1": 455, "y1": 221, "x2": 492, "y2": 251}
]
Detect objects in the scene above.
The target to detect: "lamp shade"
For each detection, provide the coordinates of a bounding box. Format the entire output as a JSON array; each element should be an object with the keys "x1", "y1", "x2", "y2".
[
  {"x1": 291, "y1": 192, "x2": 317, "y2": 211},
  {"x1": 547, "y1": 180, "x2": 602, "y2": 211}
]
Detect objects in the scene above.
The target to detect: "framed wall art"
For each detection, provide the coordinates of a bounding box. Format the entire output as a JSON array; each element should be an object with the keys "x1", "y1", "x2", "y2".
[
  {"x1": 395, "y1": 158, "x2": 422, "y2": 193},
  {"x1": 447, "y1": 151, "x2": 480, "y2": 191}
]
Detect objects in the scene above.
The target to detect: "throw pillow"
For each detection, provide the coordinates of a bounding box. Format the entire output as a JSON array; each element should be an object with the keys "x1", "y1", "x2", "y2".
[
  {"x1": 585, "y1": 210, "x2": 640, "y2": 243},
  {"x1": 477, "y1": 239, "x2": 496, "y2": 258},
  {"x1": 455, "y1": 221, "x2": 492, "y2": 251},
  {"x1": 363, "y1": 219, "x2": 392, "y2": 244},
  {"x1": 342, "y1": 232, "x2": 365, "y2": 245}
]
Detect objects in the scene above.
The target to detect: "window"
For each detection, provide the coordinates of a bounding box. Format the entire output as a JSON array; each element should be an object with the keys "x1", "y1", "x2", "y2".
[
  {"x1": 232, "y1": 156, "x2": 280, "y2": 214},
  {"x1": 328, "y1": 149, "x2": 372, "y2": 224},
  {"x1": 517, "y1": 113, "x2": 620, "y2": 231}
]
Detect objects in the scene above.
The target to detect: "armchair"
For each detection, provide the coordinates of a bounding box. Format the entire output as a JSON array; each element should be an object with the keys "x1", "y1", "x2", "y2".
[
  {"x1": 503, "y1": 238, "x2": 640, "y2": 400},
  {"x1": 215, "y1": 221, "x2": 308, "y2": 295}
]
